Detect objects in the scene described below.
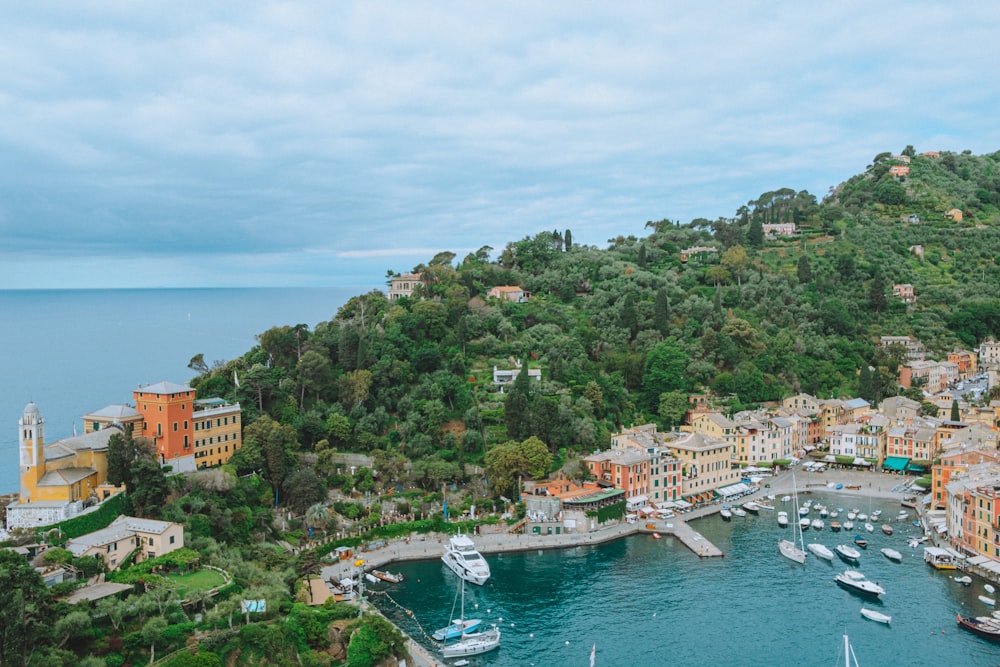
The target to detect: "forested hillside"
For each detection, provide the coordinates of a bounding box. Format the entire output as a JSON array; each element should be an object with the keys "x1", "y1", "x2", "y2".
[{"x1": 191, "y1": 147, "x2": 1000, "y2": 497}]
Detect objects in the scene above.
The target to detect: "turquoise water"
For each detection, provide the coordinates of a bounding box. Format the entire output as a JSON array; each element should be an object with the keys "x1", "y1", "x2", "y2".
[{"x1": 371, "y1": 495, "x2": 1000, "y2": 666}]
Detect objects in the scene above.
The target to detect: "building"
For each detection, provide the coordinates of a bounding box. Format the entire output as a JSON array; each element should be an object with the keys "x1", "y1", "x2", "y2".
[
  {"x1": 82, "y1": 404, "x2": 143, "y2": 434},
  {"x1": 65, "y1": 515, "x2": 184, "y2": 570},
  {"x1": 879, "y1": 335, "x2": 926, "y2": 361},
  {"x1": 661, "y1": 431, "x2": 738, "y2": 501},
  {"x1": 945, "y1": 208, "x2": 964, "y2": 222},
  {"x1": 981, "y1": 338, "x2": 1000, "y2": 370},
  {"x1": 611, "y1": 425, "x2": 683, "y2": 504},
  {"x1": 486, "y1": 286, "x2": 530, "y2": 303},
  {"x1": 134, "y1": 381, "x2": 242, "y2": 470},
  {"x1": 948, "y1": 350, "x2": 978, "y2": 379},
  {"x1": 7, "y1": 402, "x2": 124, "y2": 530},
  {"x1": 761, "y1": 223, "x2": 796, "y2": 237},
  {"x1": 893, "y1": 283, "x2": 916, "y2": 303},
  {"x1": 899, "y1": 360, "x2": 958, "y2": 395},
  {"x1": 492, "y1": 364, "x2": 541, "y2": 386},
  {"x1": 889, "y1": 165, "x2": 910, "y2": 177},
  {"x1": 387, "y1": 273, "x2": 422, "y2": 300},
  {"x1": 584, "y1": 448, "x2": 650, "y2": 504},
  {"x1": 933, "y1": 443, "x2": 1000, "y2": 510}
]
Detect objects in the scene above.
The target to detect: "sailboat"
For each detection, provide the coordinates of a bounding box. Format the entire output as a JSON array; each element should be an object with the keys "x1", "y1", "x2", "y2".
[
  {"x1": 433, "y1": 581, "x2": 483, "y2": 641},
  {"x1": 439, "y1": 579, "x2": 501, "y2": 658},
  {"x1": 779, "y1": 472, "x2": 807, "y2": 564},
  {"x1": 839, "y1": 634, "x2": 860, "y2": 667}
]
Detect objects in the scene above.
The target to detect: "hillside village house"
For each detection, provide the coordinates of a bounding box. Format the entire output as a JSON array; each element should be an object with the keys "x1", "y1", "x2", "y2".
[
  {"x1": 893, "y1": 283, "x2": 916, "y2": 303},
  {"x1": 945, "y1": 208, "x2": 964, "y2": 222},
  {"x1": 948, "y1": 350, "x2": 978, "y2": 379},
  {"x1": 981, "y1": 338, "x2": 1000, "y2": 369},
  {"x1": 584, "y1": 448, "x2": 650, "y2": 507},
  {"x1": 662, "y1": 431, "x2": 739, "y2": 501},
  {"x1": 889, "y1": 165, "x2": 910, "y2": 177},
  {"x1": 387, "y1": 272, "x2": 422, "y2": 300},
  {"x1": 486, "y1": 286, "x2": 530, "y2": 303},
  {"x1": 65, "y1": 515, "x2": 184, "y2": 570},
  {"x1": 761, "y1": 223, "x2": 796, "y2": 237},
  {"x1": 879, "y1": 335, "x2": 926, "y2": 361},
  {"x1": 899, "y1": 360, "x2": 959, "y2": 394},
  {"x1": 492, "y1": 364, "x2": 541, "y2": 386},
  {"x1": 610, "y1": 424, "x2": 683, "y2": 504},
  {"x1": 932, "y1": 443, "x2": 1000, "y2": 510}
]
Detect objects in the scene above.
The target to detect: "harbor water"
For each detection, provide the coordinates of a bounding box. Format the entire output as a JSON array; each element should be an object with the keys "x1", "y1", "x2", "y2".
[{"x1": 370, "y1": 494, "x2": 1000, "y2": 666}]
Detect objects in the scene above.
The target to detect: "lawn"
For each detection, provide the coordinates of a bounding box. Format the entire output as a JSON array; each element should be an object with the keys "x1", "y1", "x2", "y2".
[{"x1": 166, "y1": 568, "x2": 226, "y2": 596}]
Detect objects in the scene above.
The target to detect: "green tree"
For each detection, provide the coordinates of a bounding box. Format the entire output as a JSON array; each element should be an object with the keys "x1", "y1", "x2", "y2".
[
  {"x1": 282, "y1": 468, "x2": 328, "y2": 514},
  {"x1": 653, "y1": 287, "x2": 670, "y2": 336},
  {"x1": 564, "y1": 229, "x2": 572, "y2": 250},
  {"x1": 106, "y1": 427, "x2": 138, "y2": 488},
  {"x1": 243, "y1": 415, "x2": 299, "y2": 502},
  {"x1": 747, "y1": 218, "x2": 764, "y2": 248},
  {"x1": 796, "y1": 255, "x2": 812, "y2": 284},
  {"x1": 346, "y1": 614, "x2": 406, "y2": 667},
  {"x1": 128, "y1": 458, "x2": 169, "y2": 518},
  {"x1": 141, "y1": 616, "x2": 168, "y2": 664},
  {"x1": 642, "y1": 338, "x2": 691, "y2": 411},
  {"x1": 0, "y1": 550, "x2": 53, "y2": 666},
  {"x1": 504, "y1": 363, "x2": 532, "y2": 441},
  {"x1": 720, "y1": 245, "x2": 751, "y2": 286},
  {"x1": 869, "y1": 273, "x2": 887, "y2": 314},
  {"x1": 951, "y1": 399, "x2": 961, "y2": 422},
  {"x1": 657, "y1": 391, "x2": 689, "y2": 430}
]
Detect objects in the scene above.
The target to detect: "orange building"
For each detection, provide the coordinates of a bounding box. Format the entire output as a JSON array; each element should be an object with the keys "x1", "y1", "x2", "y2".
[
  {"x1": 134, "y1": 381, "x2": 196, "y2": 464},
  {"x1": 133, "y1": 382, "x2": 243, "y2": 469},
  {"x1": 947, "y1": 350, "x2": 978, "y2": 379},
  {"x1": 932, "y1": 443, "x2": 1000, "y2": 509}
]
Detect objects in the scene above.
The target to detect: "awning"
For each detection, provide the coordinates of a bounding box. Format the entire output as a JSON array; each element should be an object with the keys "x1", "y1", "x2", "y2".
[
  {"x1": 674, "y1": 500, "x2": 692, "y2": 509},
  {"x1": 823, "y1": 454, "x2": 836, "y2": 462},
  {"x1": 627, "y1": 495, "x2": 649, "y2": 509},
  {"x1": 907, "y1": 463, "x2": 926, "y2": 472},
  {"x1": 882, "y1": 456, "x2": 910, "y2": 471},
  {"x1": 719, "y1": 483, "x2": 751, "y2": 497}
]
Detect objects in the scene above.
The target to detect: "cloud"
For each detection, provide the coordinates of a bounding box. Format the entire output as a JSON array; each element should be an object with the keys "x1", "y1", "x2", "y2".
[{"x1": 2, "y1": 2, "x2": 1000, "y2": 288}]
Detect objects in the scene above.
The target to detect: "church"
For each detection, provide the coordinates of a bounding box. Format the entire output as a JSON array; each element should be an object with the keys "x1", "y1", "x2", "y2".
[{"x1": 6, "y1": 401, "x2": 124, "y2": 530}]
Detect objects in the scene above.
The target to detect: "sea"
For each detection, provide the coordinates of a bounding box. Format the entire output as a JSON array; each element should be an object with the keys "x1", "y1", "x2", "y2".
[
  {"x1": 0, "y1": 287, "x2": 371, "y2": 495},
  {"x1": 372, "y1": 496, "x2": 1000, "y2": 666}
]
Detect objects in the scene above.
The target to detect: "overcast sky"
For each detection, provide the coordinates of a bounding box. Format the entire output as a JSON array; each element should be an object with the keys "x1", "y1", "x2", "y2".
[{"x1": 3, "y1": 2, "x2": 999, "y2": 289}]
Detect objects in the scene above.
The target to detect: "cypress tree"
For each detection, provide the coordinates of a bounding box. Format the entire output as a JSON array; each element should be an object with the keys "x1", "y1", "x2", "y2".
[
  {"x1": 564, "y1": 229, "x2": 572, "y2": 251},
  {"x1": 653, "y1": 287, "x2": 670, "y2": 335},
  {"x1": 951, "y1": 399, "x2": 960, "y2": 421},
  {"x1": 504, "y1": 360, "x2": 532, "y2": 440},
  {"x1": 747, "y1": 218, "x2": 764, "y2": 248}
]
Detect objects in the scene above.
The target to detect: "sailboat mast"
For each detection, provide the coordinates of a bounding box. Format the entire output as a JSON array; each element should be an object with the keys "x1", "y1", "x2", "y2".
[{"x1": 843, "y1": 634, "x2": 848, "y2": 667}]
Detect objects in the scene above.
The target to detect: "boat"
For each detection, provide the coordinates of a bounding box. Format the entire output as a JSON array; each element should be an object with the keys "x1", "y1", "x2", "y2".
[
  {"x1": 924, "y1": 546, "x2": 958, "y2": 570},
  {"x1": 908, "y1": 536, "x2": 927, "y2": 548},
  {"x1": 781, "y1": 495, "x2": 791, "y2": 503},
  {"x1": 819, "y1": 507, "x2": 829, "y2": 519},
  {"x1": 981, "y1": 595, "x2": 997, "y2": 606},
  {"x1": 799, "y1": 505, "x2": 810, "y2": 517},
  {"x1": 847, "y1": 511, "x2": 857, "y2": 521},
  {"x1": 652, "y1": 532, "x2": 662, "y2": 539},
  {"x1": 853, "y1": 536, "x2": 868, "y2": 549},
  {"x1": 881, "y1": 524, "x2": 893, "y2": 535},
  {"x1": 756, "y1": 500, "x2": 775, "y2": 511},
  {"x1": 720, "y1": 508, "x2": 732, "y2": 521},
  {"x1": 779, "y1": 472, "x2": 807, "y2": 564},
  {"x1": 830, "y1": 521, "x2": 842, "y2": 532},
  {"x1": 880, "y1": 547, "x2": 903, "y2": 562},
  {"x1": 364, "y1": 572, "x2": 379, "y2": 584},
  {"x1": 438, "y1": 579, "x2": 500, "y2": 658},
  {"x1": 731, "y1": 507, "x2": 747, "y2": 518},
  {"x1": 742, "y1": 501, "x2": 761, "y2": 515},
  {"x1": 799, "y1": 517, "x2": 811, "y2": 531},
  {"x1": 860, "y1": 607, "x2": 892, "y2": 625},
  {"x1": 957, "y1": 614, "x2": 1000, "y2": 641},
  {"x1": 835, "y1": 483, "x2": 844, "y2": 490},
  {"x1": 442, "y1": 533, "x2": 492, "y2": 585},
  {"x1": 897, "y1": 510, "x2": 908, "y2": 520},
  {"x1": 987, "y1": 584, "x2": 996, "y2": 594},
  {"x1": 811, "y1": 518, "x2": 825, "y2": 531},
  {"x1": 834, "y1": 569, "x2": 885, "y2": 599},
  {"x1": 836, "y1": 544, "x2": 861, "y2": 563},
  {"x1": 808, "y1": 543, "x2": 834, "y2": 560},
  {"x1": 857, "y1": 513, "x2": 868, "y2": 522},
  {"x1": 871, "y1": 509, "x2": 882, "y2": 519},
  {"x1": 433, "y1": 618, "x2": 483, "y2": 642},
  {"x1": 838, "y1": 633, "x2": 860, "y2": 667},
  {"x1": 372, "y1": 569, "x2": 404, "y2": 584},
  {"x1": 953, "y1": 575, "x2": 972, "y2": 586},
  {"x1": 830, "y1": 510, "x2": 839, "y2": 518},
  {"x1": 777, "y1": 511, "x2": 788, "y2": 527},
  {"x1": 864, "y1": 522, "x2": 874, "y2": 533},
  {"x1": 842, "y1": 520, "x2": 854, "y2": 531}
]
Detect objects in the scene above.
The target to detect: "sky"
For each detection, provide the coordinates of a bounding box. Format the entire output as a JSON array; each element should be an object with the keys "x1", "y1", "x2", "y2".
[{"x1": 2, "y1": 2, "x2": 1000, "y2": 289}]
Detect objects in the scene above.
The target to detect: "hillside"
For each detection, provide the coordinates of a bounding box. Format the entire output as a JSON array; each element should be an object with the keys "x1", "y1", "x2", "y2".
[{"x1": 190, "y1": 147, "x2": 1000, "y2": 494}]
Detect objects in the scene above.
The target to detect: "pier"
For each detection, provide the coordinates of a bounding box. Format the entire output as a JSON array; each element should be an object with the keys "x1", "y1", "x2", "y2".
[{"x1": 662, "y1": 520, "x2": 724, "y2": 558}]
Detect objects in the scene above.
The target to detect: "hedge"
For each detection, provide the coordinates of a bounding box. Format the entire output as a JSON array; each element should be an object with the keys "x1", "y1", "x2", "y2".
[{"x1": 42, "y1": 493, "x2": 128, "y2": 540}]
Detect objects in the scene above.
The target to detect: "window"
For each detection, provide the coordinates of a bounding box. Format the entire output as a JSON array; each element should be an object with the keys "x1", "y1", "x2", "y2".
[{"x1": 170, "y1": 535, "x2": 175, "y2": 544}]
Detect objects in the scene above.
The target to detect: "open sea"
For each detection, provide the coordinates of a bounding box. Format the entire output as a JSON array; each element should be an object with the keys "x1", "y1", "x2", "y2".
[
  {"x1": 372, "y1": 495, "x2": 1000, "y2": 666},
  {"x1": 0, "y1": 287, "x2": 370, "y2": 494}
]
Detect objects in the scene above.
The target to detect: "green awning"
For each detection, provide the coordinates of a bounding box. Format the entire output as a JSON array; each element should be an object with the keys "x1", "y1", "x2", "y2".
[
  {"x1": 907, "y1": 463, "x2": 926, "y2": 472},
  {"x1": 883, "y1": 456, "x2": 910, "y2": 471}
]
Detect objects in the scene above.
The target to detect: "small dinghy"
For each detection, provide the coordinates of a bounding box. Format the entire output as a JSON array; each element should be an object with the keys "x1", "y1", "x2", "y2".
[
  {"x1": 953, "y1": 575, "x2": 972, "y2": 586},
  {"x1": 881, "y1": 547, "x2": 903, "y2": 562},
  {"x1": 860, "y1": 607, "x2": 891, "y2": 625}
]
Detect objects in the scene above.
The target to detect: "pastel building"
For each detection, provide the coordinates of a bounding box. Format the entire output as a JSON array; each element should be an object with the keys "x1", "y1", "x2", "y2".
[
  {"x1": 7, "y1": 402, "x2": 125, "y2": 530},
  {"x1": 387, "y1": 273, "x2": 422, "y2": 300},
  {"x1": 66, "y1": 515, "x2": 184, "y2": 570}
]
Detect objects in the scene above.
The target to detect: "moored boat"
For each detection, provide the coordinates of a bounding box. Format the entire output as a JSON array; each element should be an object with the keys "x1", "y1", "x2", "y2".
[
  {"x1": 777, "y1": 511, "x2": 788, "y2": 527},
  {"x1": 799, "y1": 517, "x2": 811, "y2": 531},
  {"x1": 756, "y1": 500, "x2": 775, "y2": 511},
  {"x1": 834, "y1": 570, "x2": 884, "y2": 599},
  {"x1": 836, "y1": 544, "x2": 861, "y2": 563},
  {"x1": 372, "y1": 569, "x2": 404, "y2": 584},
  {"x1": 808, "y1": 543, "x2": 834, "y2": 560},
  {"x1": 742, "y1": 501, "x2": 761, "y2": 515},
  {"x1": 980, "y1": 595, "x2": 996, "y2": 606},
  {"x1": 853, "y1": 535, "x2": 868, "y2": 549},
  {"x1": 830, "y1": 521, "x2": 842, "y2": 532},
  {"x1": 924, "y1": 546, "x2": 958, "y2": 570},
  {"x1": 881, "y1": 524, "x2": 893, "y2": 535},
  {"x1": 860, "y1": 607, "x2": 891, "y2": 624},
  {"x1": 880, "y1": 547, "x2": 903, "y2": 562},
  {"x1": 957, "y1": 614, "x2": 1000, "y2": 641},
  {"x1": 953, "y1": 575, "x2": 972, "y2": 586},
  {"x1": 842, "y1": 520, "x2": 854, "y2": 530},
  {"x1": 442, "y1": 534, "x2": 492, "y2": 585},
  {"x1": 731, "y1": 507, "x2": 747, "y2": 518},
  {"x1": 433, "y1": 618, "x2": 484, "y2": 642},
  {"x1": 811, "y1": 518, "x2": 824, "y2": 531},
  {"x1": 720, "y1": 508, "x2": 732, "y2": 521},
  {"x1": 864, "y1": 522, "x2": 874, "y2": 533}
]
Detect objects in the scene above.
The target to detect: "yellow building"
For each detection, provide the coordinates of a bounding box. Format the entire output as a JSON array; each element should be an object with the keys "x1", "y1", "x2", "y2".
[
  {"x1": 66, "y1": 515, "x2": 185, "y2": 570},
  {"x1": 7, "y1": 402, "x2": 123, "y2": 530},
  {"x1": 192, "y1": 398, "x2": 243, "y2": 468}
]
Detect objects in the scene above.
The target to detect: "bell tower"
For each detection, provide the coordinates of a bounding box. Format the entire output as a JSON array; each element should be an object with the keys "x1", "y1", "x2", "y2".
[{"x1": 18, "y1": 401, "x2": 46, "y2": 502}]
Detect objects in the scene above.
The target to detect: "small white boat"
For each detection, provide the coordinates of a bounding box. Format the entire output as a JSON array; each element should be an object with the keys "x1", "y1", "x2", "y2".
[
  {"x1": 881, "y1": 524, "x2": 893, "y2": 535},
  {"x1": 980, "y1": 595, "x2": 996, "y2": 606},
  {"x1": 847, "y1": 511, "x2": 857, "y2": 521},
  {"x1": 808, "y1": 543, "x2": 834, "y2": 560},
  {"x1": 799, "y1": 506, "x2": 810, "y2": 517},
  {"x1": 811, "y1": 519, "x2": 825, "y2": 530},
  {"x1": 830, "y1": 511, "x2": 839, "y2": 518},
  {"x1": 835, "y1": 570, "x2": 885, "y2": 598},
  {"x1": 781, "y1": 495, "x2": 792, "y2": 503},
  {"x1": 732, "y1": 507, "x2": 747, "y2": 518},
  {"x1": 865, "y1": 523, "x2": 875, "y2": 533},
  {"x1": 836, "y1": 544, "x2": 861, "y2": 562},
  {"x1": 871, "y1": 510, "x2": 882, "y2": 519},
  {"x1": 881, "y1": 547, "x2": 903, "y2": 562},
  {"x1": 953, "y1": 575, "x2": 972, "y2": 586},
  {"x1": 777, "y1": 511, "x2": 789, "y2": 527},
  {"x1": 860, "y1": 607, "x2": 892, "y2": 625},
  {"x1": 843, "y1": 520, "x2": 855, "y2": 530},
  {"x1": 799, "y1": 517, "x2": 811, "y2": 531},
  {"x1": 756, "y1": 501, "x2": 775, "y2": 512},
  {"x1": 720, "y1": 508, "x2": 733, "y2": 521},
  {"x1": 742, "y1": 501, "x2": 761, "y2": 514},
  {"x1": 987, "y1": 584, "x2": 996, "y2": 595},
  {"x1": 857, "y1": 513, "x2": 868, "y2": 522},
  {"x1": 897, "y1": 511, "x2": 908, "y2": 520}
]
